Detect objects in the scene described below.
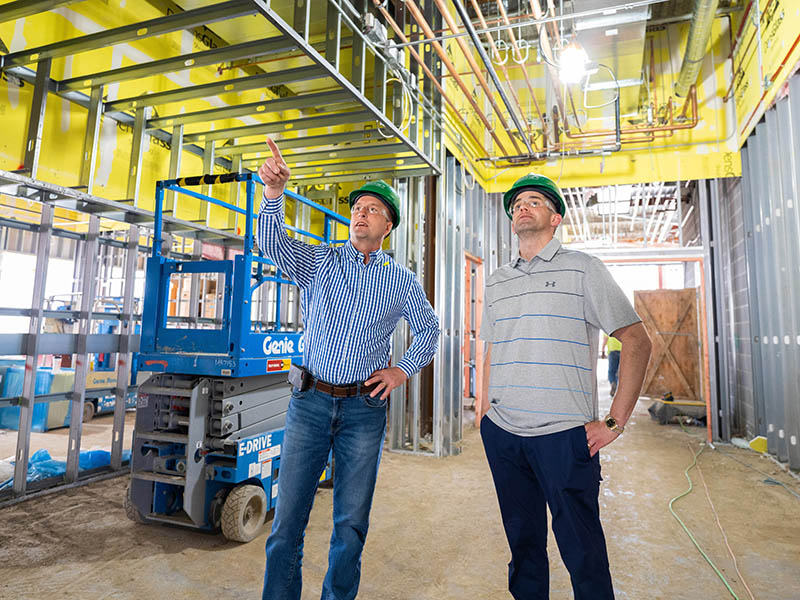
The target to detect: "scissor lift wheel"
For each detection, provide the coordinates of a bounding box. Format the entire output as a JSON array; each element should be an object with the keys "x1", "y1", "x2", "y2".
[
  {"x1": 221, "y1": 484, "x2": 268, "y2": 542},
  {"x1": 124, "y1": 481, "x2": 147, "y2": 524},
  {"x1": 83, "y1": 400, "x2": 95, "y2": 422}
]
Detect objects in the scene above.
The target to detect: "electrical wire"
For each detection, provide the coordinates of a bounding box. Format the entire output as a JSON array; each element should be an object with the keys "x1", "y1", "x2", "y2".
[
  {"x1": 716, "y1": 445, "x2": 800, "y2": 501},
  {"x1": 536, "y1": 34, "x2": 619, "y2": 112},
  {"x1": 460, "y1": 159, "x2": 476, "y2": 190},
  {"x1": 678, "y1": 419, "x2": 800, "y2": 502},
  {"x1": 377, "y1": 76, "x2": 412, "y2": 138},
  {"x1": 537, "y1": 35, "x2": 560, "y2": 70},
  {"x1": 695, "y1": 457, "x2": 757, "y2": 600},
  {"x1": 582, "y1": 63, "x2": 620, "y2": 109},
  {"x1": 668, "y1": 443, "x2": 742, "y2": 600}
]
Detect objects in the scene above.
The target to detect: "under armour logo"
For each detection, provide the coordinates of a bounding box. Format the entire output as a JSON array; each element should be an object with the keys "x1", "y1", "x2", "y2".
[{"x1": 545, "y1": 281, "x2": 556, "y2": 287}]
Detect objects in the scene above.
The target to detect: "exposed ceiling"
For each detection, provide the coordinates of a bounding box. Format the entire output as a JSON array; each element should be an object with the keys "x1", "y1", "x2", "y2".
[{"x1": 0, "y1": 0, "x2": 734, "y2": 248}]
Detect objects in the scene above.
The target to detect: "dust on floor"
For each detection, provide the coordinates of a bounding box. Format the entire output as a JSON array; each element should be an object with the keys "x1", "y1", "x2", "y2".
[{"x1": 1, "y1": 402, "x2": 799, "y2": 600}]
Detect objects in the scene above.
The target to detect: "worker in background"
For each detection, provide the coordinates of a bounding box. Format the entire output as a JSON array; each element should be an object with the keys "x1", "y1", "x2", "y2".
[
  {"x1": 479, "y1": 173, "x2": 652, "y2": 600},
  {"x1": 256, "y1": 138, "x2": 440, "y2": 600},
  {"x1": 601, "y1": 333, "x2": 623, "y2": 396}
]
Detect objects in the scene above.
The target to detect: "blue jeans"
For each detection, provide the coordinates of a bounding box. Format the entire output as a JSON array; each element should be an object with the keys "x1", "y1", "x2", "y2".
[
  {"x1": 607, "y1": 350, "x2": 620, "y2": 385},
  {"x1": 480, "y1": 417, "x2": 614, "y2": 600},
  {"x1": 262, "y1": 385, "x2": 387, "y2": 600}
]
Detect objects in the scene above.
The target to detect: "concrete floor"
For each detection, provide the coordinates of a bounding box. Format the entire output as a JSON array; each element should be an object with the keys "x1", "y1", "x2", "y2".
[
  {"x1": 0, "y1": 411, "x2": 137, "y2": 461},
  {"x1": 1, "y1": 384, "x2": 800, "y2": 599}
]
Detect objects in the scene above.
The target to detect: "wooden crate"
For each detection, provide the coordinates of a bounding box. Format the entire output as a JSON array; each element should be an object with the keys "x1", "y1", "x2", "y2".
[{"x1": 634, "y1": 289, "x2": 702, "y2": 402}]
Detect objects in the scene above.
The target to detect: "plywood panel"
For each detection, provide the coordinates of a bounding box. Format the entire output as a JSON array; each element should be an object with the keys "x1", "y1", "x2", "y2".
[{"x1": 635, "y1": 289, "x2": 701, "y2": 401}]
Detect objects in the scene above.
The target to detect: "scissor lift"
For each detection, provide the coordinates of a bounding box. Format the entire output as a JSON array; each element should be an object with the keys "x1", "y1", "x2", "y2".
[{"x1": 125, "y1": 173, "x2": 347, "y2": 542}]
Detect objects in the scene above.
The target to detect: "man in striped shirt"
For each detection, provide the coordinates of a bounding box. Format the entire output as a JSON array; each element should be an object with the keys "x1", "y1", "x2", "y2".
[
  {"x1": 256, "y1": 138, "x2": 439, "y2": 600},
  {"x1": 479, "y1": 174, "x2": 652, "y2": 600}
]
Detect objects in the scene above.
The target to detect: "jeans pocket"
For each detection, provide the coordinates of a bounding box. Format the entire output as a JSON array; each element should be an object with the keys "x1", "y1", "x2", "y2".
[
  {"x1": 291, "y1": 387, "x2": 309, "y2": 400},
  {"x1": 362, "y1": 393, "x2": 388, "y2": 408}
]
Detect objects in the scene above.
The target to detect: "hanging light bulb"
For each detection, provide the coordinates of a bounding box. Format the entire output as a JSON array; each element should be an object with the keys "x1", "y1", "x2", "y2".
[{"x1": 558, "y1": 41, "x2": 590, "y2": 84}]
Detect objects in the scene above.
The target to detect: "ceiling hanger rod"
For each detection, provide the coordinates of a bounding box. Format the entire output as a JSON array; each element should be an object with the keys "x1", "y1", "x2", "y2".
[{"x1": 391, "y1": 0, "x2": 668, "y2": 49}]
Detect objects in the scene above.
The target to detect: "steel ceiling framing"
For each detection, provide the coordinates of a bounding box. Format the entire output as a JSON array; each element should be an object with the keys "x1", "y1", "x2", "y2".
[
  {"x1": 0, "y1": 0, "x2": 448, "y2": 501},
  {"x1": 1, "y1": 0, "x2": 440, "y2": 209},
  {"x1": 0, "y1": 170, "x2": 243, "y2": 246}
]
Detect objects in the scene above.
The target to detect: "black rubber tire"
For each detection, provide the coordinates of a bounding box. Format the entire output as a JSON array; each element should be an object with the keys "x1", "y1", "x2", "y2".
[
  {"x1": 124, "y1": 482, "x2": 147, "y2": 524},
  {"x1": 82, "y1": 400, "x2": 95, "y2": 423},
  {"x1": 208, "y1": 488, "x2": 229, "y2": 534},
  {"x1": 221, "y1": 484, "x2": 268, "y2": 543}
]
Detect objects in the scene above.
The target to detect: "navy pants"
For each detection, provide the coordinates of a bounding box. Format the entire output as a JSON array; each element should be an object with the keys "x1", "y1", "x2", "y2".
[{"x1": 480, "y1": 417, "x2": 615, "y2": 600}]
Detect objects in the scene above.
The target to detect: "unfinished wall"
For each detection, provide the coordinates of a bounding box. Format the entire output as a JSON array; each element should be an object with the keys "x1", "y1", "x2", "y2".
[
  {"x1": 714, "y1": 176, "x2": 756, "y2": 438},
  {"x1": 736, "y1": 72, "x2": 800, "y2": 469}
]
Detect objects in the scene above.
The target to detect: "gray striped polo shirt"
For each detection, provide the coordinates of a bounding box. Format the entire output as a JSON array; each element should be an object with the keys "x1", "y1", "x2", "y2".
[{"x1": 480, "y1": 237, "x2": 640, "y2": 437}]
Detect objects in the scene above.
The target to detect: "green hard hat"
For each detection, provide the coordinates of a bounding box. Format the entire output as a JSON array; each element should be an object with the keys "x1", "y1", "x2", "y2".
[
  {"x1": 348, "y1": 180, "x2": 401, "y2": 230},
  {"x1": 502, "y1": 173, "x2": 566, "y2": 219}
]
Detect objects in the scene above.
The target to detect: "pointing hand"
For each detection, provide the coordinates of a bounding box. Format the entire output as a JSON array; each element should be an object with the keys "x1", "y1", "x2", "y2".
[{"x1": 258, "y1": 137, "x2": 291, "y2": 199}]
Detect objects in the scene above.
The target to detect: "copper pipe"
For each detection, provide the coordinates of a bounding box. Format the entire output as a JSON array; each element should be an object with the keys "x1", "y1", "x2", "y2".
[
  {"x1": 567, "y1": 88, "x2": 583, "y2": 133},
  {"x1": 425, "y1": 0, "x2": 523, "y2": 154},
  {"x1": 468, "y1": 11, "x2": 538, "y2": 28},
  {"x1": 372, "y1": 1, "x2": 492, "y2": 157},
  {"x1": 468, "y1": 0, "x2": 539, "y2": 151},
  {"x1": 429, "y1": 10, "x2": 538, "y2": 33},
  {"x1": 545, "y1": 0, "x2": 562, "y2": 47},
  {"x1": 551, "y1": 104, "x2": 560, "y2": 144},
  {"x1": 560, "y1": 86, "x2": 698, "y2": 141},
  {"x1": 383, "y1": 0, "x2": 510, "y2": 156},
  {"x1": 495, "y1": 0, "x2": 549, "y2": 143},
  {"x1": 442, "y1": 71, "x2": 486, "y2": 78}
]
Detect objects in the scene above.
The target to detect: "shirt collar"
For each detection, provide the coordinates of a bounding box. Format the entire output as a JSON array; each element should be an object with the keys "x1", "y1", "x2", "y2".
[
  {"x1": 344, "y1": 239, "x2": 383, "y2": 265},
  {"x1": 512, "y1": 237, "x2": 561, "y2": 267}
]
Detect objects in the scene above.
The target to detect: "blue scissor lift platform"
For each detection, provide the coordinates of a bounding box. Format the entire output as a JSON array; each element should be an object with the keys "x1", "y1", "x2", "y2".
[{"x1": 125, "y1": 173, "x2": 347, "y2": 542}]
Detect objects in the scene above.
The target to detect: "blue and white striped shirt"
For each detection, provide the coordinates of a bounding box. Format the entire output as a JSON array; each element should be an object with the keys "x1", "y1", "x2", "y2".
[{"x1": 257, "y1": 194, "x2": 440, "y2": 385}]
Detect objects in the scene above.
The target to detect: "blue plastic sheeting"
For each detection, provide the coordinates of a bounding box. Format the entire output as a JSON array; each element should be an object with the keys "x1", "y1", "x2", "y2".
[
  {"x1": 0, "y1": 366, "x2": 55, "y2": 431},
  {"x1": 0, "y1": 448, "x2": 131, "y2": 490}
]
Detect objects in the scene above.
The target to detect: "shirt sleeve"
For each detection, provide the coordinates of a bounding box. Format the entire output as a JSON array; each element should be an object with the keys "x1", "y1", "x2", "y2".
[
  {"x1": 582, "y1": 256, "x2": 641, "y2": 334},
  {"x1": 256, "y1": 192, "x2": 326, "y2": 289},
  {"x1": 394, "y1": 278, "x2": 440, "y2": 378}
]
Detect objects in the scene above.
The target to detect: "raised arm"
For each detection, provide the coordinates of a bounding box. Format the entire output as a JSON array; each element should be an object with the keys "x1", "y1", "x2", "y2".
[{"x1": 256, "y1": 137, "x2": 324, "y2": 288}]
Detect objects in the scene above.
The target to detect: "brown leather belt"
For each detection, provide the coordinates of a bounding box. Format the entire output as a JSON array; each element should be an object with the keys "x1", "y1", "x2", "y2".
[{"x1": 312, "y1": 378, "x2": 379, "y2": 398}]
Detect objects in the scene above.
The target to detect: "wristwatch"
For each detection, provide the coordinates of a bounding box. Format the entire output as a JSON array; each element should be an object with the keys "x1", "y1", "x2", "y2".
[{"x1": 604, "y1": 415, "x2": 625, "y2": 434}]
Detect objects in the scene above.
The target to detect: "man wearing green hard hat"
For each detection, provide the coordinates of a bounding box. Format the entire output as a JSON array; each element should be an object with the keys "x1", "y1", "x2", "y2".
[
  {"x1": 255, "y1": 138, "x2": 439, "y2": 600},
  {"x1": 348, "y1": 180, "x2": 402, "y2": 231},
  {"x1": 479, "y1": 173, "x2": 652, "y2": 600}
]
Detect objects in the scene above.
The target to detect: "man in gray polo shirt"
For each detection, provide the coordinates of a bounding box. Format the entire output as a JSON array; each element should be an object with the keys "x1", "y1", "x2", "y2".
[{"x1": 479, "y1": 173, "x2": 652, "y2": 600}]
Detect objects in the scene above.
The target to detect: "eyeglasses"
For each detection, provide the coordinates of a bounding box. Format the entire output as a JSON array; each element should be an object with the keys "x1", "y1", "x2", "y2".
[
  {"x1": 351, "y1": 204, "x2": 389, "y2": 219},
  {"x1": 511, "y1": 198, "x2": 556, "y2": 214}
]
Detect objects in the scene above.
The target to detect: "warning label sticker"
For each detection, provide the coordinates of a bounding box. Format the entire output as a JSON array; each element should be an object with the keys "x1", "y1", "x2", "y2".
[
  {"x1": 258, "y1": 445, "x2": 280, "y2": 462},
  {"x1": 267, "y1": 358, "x2": 291, "y2": 372},
  {"x1": 261, "y1": 459, "x2": 272, "y2": 479}
]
